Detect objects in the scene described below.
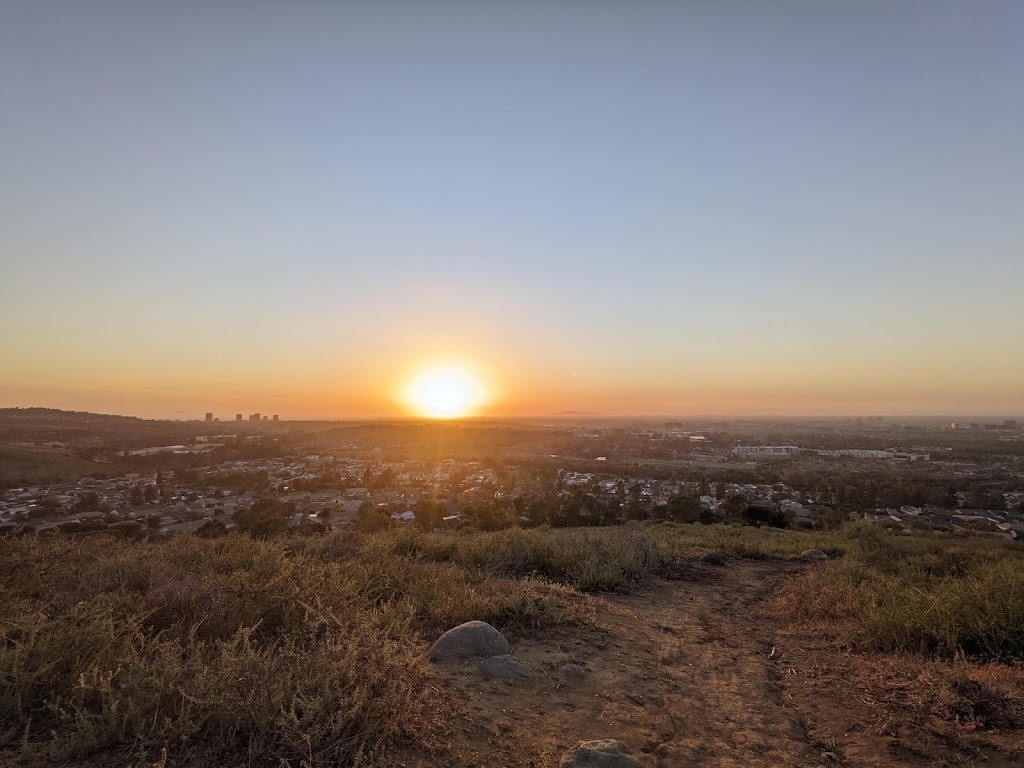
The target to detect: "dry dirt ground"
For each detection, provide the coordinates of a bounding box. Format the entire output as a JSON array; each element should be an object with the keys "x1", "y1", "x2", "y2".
[{"x1": 401, "y1": 559, "x2": 1022, "y2": 768}]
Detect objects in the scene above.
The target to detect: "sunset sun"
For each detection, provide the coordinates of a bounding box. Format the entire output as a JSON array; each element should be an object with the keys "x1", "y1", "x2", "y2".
[{"x1": 404, "y1": 365, "x2": 487, "y2": 419}]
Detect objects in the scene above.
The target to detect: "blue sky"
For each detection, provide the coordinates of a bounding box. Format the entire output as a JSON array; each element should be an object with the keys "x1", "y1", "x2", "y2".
[{"x1": 2, "y1": 1, "x2": 1022, "y2": 418}]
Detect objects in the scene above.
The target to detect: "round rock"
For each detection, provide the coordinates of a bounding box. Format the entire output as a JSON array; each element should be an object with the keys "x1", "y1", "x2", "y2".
[
  {"x1": 558, "y1": 663, "x2": 587, "y2": 677},
  {"x1": 559, "y1": 740, "x2": 647, "y2": 768},
  {"x1": 801, "y1": 549, "x2": 829, "y2": 561},
  {"x1": 478, "y1": 654, "x2": 534, "y2": 678},
  {"x1": 701, "y1": 552, "x2": 727, "y2": 566},
  {"x1": 427, "y1": 620, "x2": 510, "y2": 662}
]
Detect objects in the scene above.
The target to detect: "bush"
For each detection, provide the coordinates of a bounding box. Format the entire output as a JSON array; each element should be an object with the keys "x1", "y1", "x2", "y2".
[
  {"x1": 376, "y1": 527, "x2": 661, "y2": 592},
  {"x1": 0, "y1": 533, "x2": 592, "y2": 765},
  {"x1": 652, "y1": 522, "x2": 846, "y2": 560},
  {"x1": 741, "y1": 504, "x2": 789, "y2": 529},
  {"x1": 774, "y1": 528, "x2": 1024, "y2": 662}
]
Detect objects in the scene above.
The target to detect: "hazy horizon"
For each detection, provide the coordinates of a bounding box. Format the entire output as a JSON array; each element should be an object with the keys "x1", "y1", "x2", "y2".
[
  {"x1": 4, "y1": 404, "x2": 1022, "y2": 425},
  {"x1": 3, "y1": 1, "x2": 1022, "y2": 419}
]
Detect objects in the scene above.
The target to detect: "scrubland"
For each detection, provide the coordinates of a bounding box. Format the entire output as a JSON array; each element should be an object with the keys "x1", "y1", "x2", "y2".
[{"x1": 1, "y1": 523, "x2": 1021, "y2": 766}]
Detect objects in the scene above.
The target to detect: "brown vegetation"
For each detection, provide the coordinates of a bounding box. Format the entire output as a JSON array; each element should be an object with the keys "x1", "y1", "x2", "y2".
[{"x1": 1, "y1": 523, "x2": 1021, "y2": 766}]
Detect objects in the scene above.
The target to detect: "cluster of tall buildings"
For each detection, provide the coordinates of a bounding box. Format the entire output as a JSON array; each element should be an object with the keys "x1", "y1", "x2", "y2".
[{"x1": 204, "y1": 413, "x2": 279, "y2": 423}]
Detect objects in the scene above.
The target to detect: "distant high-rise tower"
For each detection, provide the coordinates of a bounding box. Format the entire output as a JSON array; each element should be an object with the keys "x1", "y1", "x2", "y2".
[
  {"x1": 236, "y1": 414, "x2": 243, "y2": 422},
  {"x1": 205, "y1": 412, "x2": 213, "y2": 422},
  {"x1": 272, "y1": 414, "x2": 279, "y2": 422},
  {"x1": 250, "y1": 413, "x2": 261, "y2": 422}
]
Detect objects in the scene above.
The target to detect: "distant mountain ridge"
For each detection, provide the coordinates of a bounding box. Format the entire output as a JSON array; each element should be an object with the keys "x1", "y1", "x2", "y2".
[{"x1": 0, "y1": 407, "x2": 144, "y2": 422}]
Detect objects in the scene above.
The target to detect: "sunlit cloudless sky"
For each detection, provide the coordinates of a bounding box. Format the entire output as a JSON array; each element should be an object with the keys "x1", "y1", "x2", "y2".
[{"x1": 2, "y1": 1, "x2": 1022, "y2": 418}]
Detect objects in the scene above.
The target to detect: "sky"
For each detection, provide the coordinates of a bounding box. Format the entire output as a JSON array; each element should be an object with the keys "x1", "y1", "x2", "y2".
[{"x1": 2, "y1": 1, "x2": 1022, "y2": 420}]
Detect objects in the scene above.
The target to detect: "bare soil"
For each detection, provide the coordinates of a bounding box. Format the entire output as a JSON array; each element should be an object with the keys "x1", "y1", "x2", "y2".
[{"x1": 401, "y1": 559, "x2": 1022, "y2": 767}]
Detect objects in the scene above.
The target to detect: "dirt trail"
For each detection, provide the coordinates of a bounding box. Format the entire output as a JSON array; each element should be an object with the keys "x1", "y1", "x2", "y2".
[
  {"x1": 413, "y1": 560, "x2": 825, "y2": 767},
  {"x1": 408, "y1": 559, "x2": 1020, "y2": 767}
]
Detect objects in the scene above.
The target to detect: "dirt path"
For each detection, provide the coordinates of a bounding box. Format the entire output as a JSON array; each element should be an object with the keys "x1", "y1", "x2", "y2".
[
  {"x1": 412, "y1": 559, "x2": 824, "y2": 767},
  {"x1": 408, "y1": 559, "x2": 1020, "y2": 767}
]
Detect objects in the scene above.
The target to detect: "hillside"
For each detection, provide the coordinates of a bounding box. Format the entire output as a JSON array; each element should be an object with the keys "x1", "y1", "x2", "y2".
[
  {"x1": 1, "y1": 524, "x2": 1021, "y2": 767},
  {"x1": 0, "y1": 444, "x2": 110, "y2": 486}
]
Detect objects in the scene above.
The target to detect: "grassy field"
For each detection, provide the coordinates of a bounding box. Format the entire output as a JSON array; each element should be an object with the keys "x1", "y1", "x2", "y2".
[
  {"x1": 634, "y1": 457, "x2": 744, "y2": 470},
  {"x1": 0, "y1": 534, "x2": 591, "y2": 766},
  {"x1": 0, "y1": 444, "x2": 109, "y2": 486},
  {"x1": 774, "y1": 521, "x2": 1024, "y2": 660},
  {"x1": 1, "y1": 523, "x2": 1021, "y2": 766}
]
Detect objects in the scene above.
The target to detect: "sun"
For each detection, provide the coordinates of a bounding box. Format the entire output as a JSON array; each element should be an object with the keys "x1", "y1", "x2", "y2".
[{"x1": 404, "y1": 365, "x2": 487, "y2": 419}]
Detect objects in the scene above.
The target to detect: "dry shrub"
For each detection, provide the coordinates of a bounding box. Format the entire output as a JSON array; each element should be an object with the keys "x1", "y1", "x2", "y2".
[
  {"x1": 0, "y1": 532, "x2": 593, "y2": 766},
  {"x1": 365, "y1": 526, "x2": 659, "y2": 591},
  {"x1": 652, "y1": 522, "x2": 847, "y2": 560},
  {"x1": 915, "y1": 659, "x2": 1024, "y2": 731},
  {"x1": 774, "y1": 525, "x2": 1024, "y2": 662}
]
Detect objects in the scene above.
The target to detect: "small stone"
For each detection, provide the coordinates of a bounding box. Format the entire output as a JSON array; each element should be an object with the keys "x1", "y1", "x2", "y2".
[
  {"x1": 478, "y1": 654, "x2": 534, "y2": 678},
  {"x1": 801, "y1": 549, "x2": 829, "y2": 561},
  {"x1": 427, "y1": 620, "x2": 510, "y2": 661},
  {"x1": 701, "y1": 552, "x2": 727, "y2": 566},
  {"x1": 558, "y1": 663, "x2": 587, "y2": 677},
  {"x1": 559, "y1": 740, "x2": 648, "y2": 767}
]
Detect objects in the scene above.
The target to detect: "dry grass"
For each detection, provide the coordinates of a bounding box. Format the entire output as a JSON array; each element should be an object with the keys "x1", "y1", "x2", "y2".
[
  {"x1": 368, "y1": 526, "x2": 659, "y2": 591},
  {"x1": 650, "y1": 520, "x2": 847, "y2": 560},
  {"x1": 2, "y1": 521, "x2": 1021, "y2": 765},
  {"x1": 775, "y1": 521, "x2": 1024, "y2": 661},
  {"x1": 0, "y1": 534, "x2": 593, "y2": 766}
]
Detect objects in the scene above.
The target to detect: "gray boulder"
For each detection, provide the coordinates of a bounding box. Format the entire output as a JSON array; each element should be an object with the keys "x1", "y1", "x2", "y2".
[
  {"x1": 559, "y1": 740, "x2": 647, "y2": 767},
  {"x1": 801, "y1": 549, "x2": 828, "y2": 561},
  {"x1": 478, "y1": 654, "x2": 534, "y2": 678},
  {"x1": 701, "y1": 552, "x2": 726, "y2": 566},
  {"x1": 427, "y1": 620, "x2": 510, "y2": 661}
]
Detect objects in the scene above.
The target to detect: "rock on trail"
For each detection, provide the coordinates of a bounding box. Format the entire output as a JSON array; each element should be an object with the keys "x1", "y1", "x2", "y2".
[
  {"x1": 478, "y1": 654, "x2": 534, "y2": 678},
  {"x1": 800, "y1": 549, "x2": 829, "y2": 561},
  {"x1": 427, "y1": 620, "x2": 510, "y2": 661},
  {"x1": 559, "y1": 739, "x2": 648, "y2": 767}
]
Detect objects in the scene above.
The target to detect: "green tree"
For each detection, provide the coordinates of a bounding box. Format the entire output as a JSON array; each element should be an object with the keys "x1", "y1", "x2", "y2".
[
  {"x1": 412, "y1": 499, "x2": 443, "y2": 531},
  {"x1": 665, "y1": 495, "x2": 702, "y2": 523},
  {"x1": 234, "y1": 498, "x2": 292, "y2": 538},
  {"x1": 810, "y1": 506, "x2": 849, "y2": 530},
  {"x1": 195, "y1": 519, "x2": 227, "y2": 538},
  {"x1": 73, "y1": 492, "x2": 102, "y2": 514},
  {"x1": 373, "y1": 468, "x2": 396, "y2": 489},
  {"x1": 721, "y1": 493, "x2": 750, "y2": 519},
  {"x1": 742, "y1": 504, "x2": 788, "y2": 529},
  {"x1": 129, "y1": 484, "x2": 144, "y2": 506},
  {"x1": 39, "y1": 494, "x2": 62, "y2": 511},
  {"x1": 355, "y1": 501, "x2": 390, "y2": 533},
  {"x1": 624, "y1": 484, "x2": 647, "y2": 521}
]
